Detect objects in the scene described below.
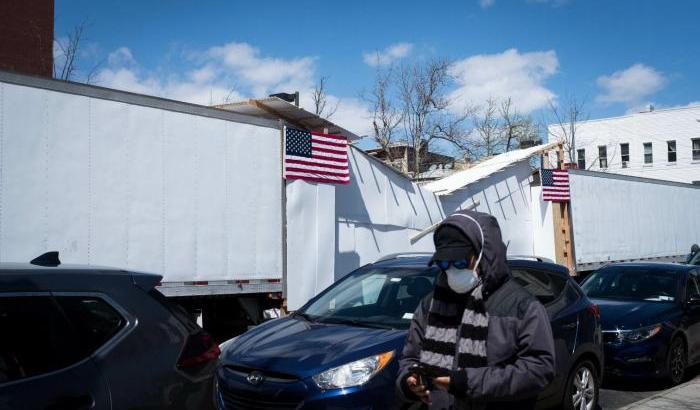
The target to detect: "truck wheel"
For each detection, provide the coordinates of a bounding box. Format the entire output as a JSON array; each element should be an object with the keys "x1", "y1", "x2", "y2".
[
  {"x1": 563, "y1": 360, "x2": 598, "y2": 410},
  {"x1": 667, "y1": 337, "x2": 687, "y2": 385}
]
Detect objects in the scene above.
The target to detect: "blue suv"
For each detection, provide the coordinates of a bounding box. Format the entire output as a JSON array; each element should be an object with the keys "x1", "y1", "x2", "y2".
[{"x1": 216, "y1": 255, "x2": 602, "y2": 410}]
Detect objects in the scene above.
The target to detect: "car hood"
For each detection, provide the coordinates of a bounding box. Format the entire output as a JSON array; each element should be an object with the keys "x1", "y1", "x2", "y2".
[
  {"x1": 219, "y1": 316, "x2": 406, "y2": 379},
  {"x1": 590, "y1": 298, "x2": 680, "y2": 330}
]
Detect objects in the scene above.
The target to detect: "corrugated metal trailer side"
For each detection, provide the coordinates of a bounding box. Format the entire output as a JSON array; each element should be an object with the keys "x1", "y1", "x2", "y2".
[
  {"x1": 569, "y1": 169, "x2": 700, "y2": 271},
  {"x1": 0, "y1": 70, "x2": 284, "y2": 297}
]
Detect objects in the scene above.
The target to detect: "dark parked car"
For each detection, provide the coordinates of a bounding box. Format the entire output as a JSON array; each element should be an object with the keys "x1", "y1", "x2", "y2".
[
  {"x1": 0, "y1": 252, "x2": 220, "y2": 410},
  {"x1": 580, "y1": 262, "x2": 700, "y2": 385},
  {"x1": 216, "y1": 254, "x2": 602, "y2": 410}
]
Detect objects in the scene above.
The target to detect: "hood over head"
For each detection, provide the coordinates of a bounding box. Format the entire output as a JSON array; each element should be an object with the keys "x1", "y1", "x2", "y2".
[{"x1": 432, "y1": 210, "x2": 511, "y2": 295}]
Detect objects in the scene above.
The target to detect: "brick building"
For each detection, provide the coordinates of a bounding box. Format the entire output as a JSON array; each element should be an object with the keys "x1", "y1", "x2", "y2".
[{"x1": 0, "y1": 0, "x2": 54, "y2": 77}]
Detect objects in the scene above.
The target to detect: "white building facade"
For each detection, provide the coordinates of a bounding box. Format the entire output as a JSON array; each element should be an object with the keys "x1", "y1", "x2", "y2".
[{"x1": 550, "y1": 105, "x2": 700, "y2": 184}]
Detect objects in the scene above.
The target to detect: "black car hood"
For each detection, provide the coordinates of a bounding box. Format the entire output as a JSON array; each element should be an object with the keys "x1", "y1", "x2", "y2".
[
  {"x1": 219, "y1": 316, "x2": 405, "y2": 379},
  {"x1": 591, "y1": 298, "x2": 681, "y2": 330}
]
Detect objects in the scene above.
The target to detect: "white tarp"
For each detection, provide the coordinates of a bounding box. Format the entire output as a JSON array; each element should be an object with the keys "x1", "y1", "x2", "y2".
[
  {"x1": 335, "y1": 148, "x2": 445, "y2": 278},
  {"x1": 285, "y1": 147, "x2": 446, "y2": 310},
  {"x1": 437, "y1": 160, "x2": 537, "y2": 256},
  {"x1": 0, "y1": 81, "x2": 283, "y2": 282},
  {"x1": 286, "y1": 180, "x2": 336, "y2": 310},
  {"x1": 425, "y1": 142, "x2": 556, "y2": 196}
]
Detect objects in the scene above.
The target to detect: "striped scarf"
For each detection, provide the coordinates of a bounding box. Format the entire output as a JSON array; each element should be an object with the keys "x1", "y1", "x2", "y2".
[{"x1": 419, "y1": 277, "x2": 488, "y2": 375}]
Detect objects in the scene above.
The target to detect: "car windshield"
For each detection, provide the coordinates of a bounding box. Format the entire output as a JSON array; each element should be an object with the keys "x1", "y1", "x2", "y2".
[
  {"x1": 297, "y1": 266, "x2": 439, "y2": 330},
  {"x1": 581, "y1": 267, "x2": 679, "y2": 302}
]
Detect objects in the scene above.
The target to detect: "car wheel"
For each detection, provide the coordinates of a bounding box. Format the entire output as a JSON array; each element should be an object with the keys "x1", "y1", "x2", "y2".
[
  {"x1": 563, "y1": 360, "x2": 598, "y2": 410},
  {"x1": 667, "y1": 337, "x2": 687, "y2": 385}
]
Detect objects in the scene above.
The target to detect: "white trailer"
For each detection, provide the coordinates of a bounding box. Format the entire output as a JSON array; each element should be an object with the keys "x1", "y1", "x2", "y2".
[
  {"x1": 568, "y1": 169, "x2": 700, "y2": 271},
  {"x1": 0, "y1": 70, "x2": 444, "y2": 335}
]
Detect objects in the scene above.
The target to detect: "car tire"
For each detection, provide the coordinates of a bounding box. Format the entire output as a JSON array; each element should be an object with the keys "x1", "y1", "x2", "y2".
[
  {"x1": 563, "y1": 359, "x2": 599, "y2": 410},
  {"x1": 666, "y1": 337, "x2": 687, "y2": 386}
]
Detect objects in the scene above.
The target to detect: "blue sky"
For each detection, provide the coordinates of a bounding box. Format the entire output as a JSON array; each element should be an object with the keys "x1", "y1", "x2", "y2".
[{"x1": 54, "y1": 0, "x2": 700, "y2": 144}]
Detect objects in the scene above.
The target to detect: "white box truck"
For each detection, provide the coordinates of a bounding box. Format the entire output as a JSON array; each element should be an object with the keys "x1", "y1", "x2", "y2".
[{"x1": 0, "y1": 71, "x2": 290, "y2": 339}]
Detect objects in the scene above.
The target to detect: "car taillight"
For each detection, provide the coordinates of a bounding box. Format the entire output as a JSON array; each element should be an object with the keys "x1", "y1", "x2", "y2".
[
  {"x1": 587, "y1": 304, "x2": 600, "y2": 320},
  {"x1": 177, "y1": 331, "x2": 221, "y2": 369}
]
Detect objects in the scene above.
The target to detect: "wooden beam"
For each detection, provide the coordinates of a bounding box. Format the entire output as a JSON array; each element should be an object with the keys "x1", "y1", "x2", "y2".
[
  {"x1": 249, "y1": 99, "x2": 309, "y2": 130},
  {"x1": 552, "y1": 143, "x2": 576, "y2": 274}
]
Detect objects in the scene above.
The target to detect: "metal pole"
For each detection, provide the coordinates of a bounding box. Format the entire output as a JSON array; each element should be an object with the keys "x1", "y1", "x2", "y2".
[{"x1": 280, "y1": 122, "x2": 288, "y2": 301}]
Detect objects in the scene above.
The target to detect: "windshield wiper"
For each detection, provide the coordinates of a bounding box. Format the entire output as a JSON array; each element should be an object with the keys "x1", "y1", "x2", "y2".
[
  {"x1": 293, "y1": 312, "x2": 316, "y2": 322},
  {"x1": 318, "y1": 317, "x2": 394, "y2": 330}
]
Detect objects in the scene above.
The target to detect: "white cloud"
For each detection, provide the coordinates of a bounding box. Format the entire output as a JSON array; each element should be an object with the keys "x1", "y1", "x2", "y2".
[
  {"x1": 448, "y1": 48, "x2": 559, "y2": 114},
  {"x1": 208, "y1": 42, "x2": 316, "y2": 97},
  {"x1": 596, "y1": 64, "x2": 666, "y2": 105},
  {"x1": 107, "y1": 47, "x2": 135, "y2": 66},
  {"x1": 94, "y1": 42, "x2": 316, "y2": 106},
  {"x1": 363, "y1": 43, "x2": 413, "y2": 67},
  {"x1": 479, "y1": 0, "x2": 495, "y2": 8},
  {"x1": 92, "y1": 43, "x2": 370, "y2": 137}
]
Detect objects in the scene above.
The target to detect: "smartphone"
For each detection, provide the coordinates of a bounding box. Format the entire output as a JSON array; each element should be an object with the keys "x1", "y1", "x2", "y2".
[{"x1": 408, "y1": 363, "x2": 442, "y2": 389}]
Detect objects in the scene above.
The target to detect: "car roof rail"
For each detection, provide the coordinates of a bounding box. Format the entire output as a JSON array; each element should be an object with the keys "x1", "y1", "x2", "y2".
[
  {"x1": 507, "y1": 255, "x2": 555, "y2": 264},
  {"x1": 375, "y1": 252, "x2": 434, "y2": 263}
]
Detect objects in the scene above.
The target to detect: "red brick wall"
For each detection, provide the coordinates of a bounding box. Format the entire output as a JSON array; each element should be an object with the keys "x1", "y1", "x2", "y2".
[{"x1": 0, "y1": 0, "x2": 54, "y2": 77}]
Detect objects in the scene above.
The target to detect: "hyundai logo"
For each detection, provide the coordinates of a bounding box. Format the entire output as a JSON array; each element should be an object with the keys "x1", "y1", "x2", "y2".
[{"x1": 246, "y1": 371, "x2": 265, "y2": 386}]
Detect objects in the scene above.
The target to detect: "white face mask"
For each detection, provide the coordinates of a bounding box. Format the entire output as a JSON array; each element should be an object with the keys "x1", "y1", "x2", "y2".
[
  {"x1": 445, "y1": 267, "x2": 479, "y2": 294},
  {"x1": 443, "y1": 213, "x2": 485, "y2": 294}
]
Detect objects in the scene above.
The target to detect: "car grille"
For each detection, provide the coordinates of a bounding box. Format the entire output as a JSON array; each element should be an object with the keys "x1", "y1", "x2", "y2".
[{"x1": 219, "y1": 384, "x2": 301, "y2": 410}]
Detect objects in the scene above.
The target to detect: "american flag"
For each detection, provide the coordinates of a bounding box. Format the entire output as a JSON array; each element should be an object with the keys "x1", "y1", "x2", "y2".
[
  {"x1": 541, "y1": 168, "x2": 570, "y2": 202},
  {"x1": 284, "y1": 127, "x2": 350, "y2": 184}
]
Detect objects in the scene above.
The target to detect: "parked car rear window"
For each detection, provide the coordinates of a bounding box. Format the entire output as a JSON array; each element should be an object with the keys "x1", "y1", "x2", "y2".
[
  {"x1": 0, "y1": 296, "x2": 85, "y2": 384},
  {"x1": 511, "y1": 268, "x2": 567, "y2": 305},
  {"x1": 581, "y1": 268, "x2": 678, "y2": 302},
  {"x1": 299, "y1": 267, "x2": 439, "y2": 330},
  {"x1": 148, "y1": 289, "x2": 200, "y2": 334},
  {"x1": 55, "y1": 296, "x2": 125, "y2": 354}
]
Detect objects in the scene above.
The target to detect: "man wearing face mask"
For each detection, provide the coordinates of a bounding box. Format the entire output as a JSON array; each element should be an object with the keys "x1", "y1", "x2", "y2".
[{"x1": 396, "y1": 210, "x2": 555, "y2": 410}]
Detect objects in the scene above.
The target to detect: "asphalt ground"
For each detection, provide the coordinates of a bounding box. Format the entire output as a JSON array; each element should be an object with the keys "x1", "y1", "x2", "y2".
[{"x1": 598, "y1": 365, "x2": 700, "y2": 409}]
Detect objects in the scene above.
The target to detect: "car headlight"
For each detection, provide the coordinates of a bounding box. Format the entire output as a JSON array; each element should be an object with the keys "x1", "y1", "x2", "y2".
[
  {"x1": 312, "y1": 351, "x2": 394, "y2": 390},
  {"x1": 618, "y1": 324, "x2": 662, "y2": 343}
]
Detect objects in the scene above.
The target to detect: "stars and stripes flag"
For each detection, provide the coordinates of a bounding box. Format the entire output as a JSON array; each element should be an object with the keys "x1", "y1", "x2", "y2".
[
  {"x1": 284, "y1": 127, "x2": 350, "y2": 184},
  {"x1": 541, "y1": 168, "x2": 570, "y2": 202}
]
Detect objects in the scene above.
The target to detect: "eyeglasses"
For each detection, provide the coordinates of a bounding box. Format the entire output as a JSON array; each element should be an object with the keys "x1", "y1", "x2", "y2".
[{"x1": 435, "y1": 260, "x2": 470, "y2": 270}]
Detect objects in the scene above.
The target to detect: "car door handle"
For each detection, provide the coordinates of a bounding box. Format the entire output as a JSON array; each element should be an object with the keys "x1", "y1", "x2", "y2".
[
  {"x1": 561, "y1": 322, "x2": 577, "y2": 330},
  {"x1": 45, "y1": 394, "x2": 94, "y2": 410}
]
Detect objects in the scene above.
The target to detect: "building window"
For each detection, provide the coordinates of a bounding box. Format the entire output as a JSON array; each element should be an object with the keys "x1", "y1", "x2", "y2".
[
  {"x1": 667, "y1": 140, "x2": 676, "y2": 163},
  {"x1": 644, "y1": 142, "x2": 653, "y2": 164},
  {"x1": 577, "y1": 149, "x2": 585, "y2": 169},
  {"x1": 620, "y1": 143, "x2": 629, "y2": 168},
  {"x1": 693, "y1": 138, "x2": 700, "y2": 161},
  {"x1": 598, "y1": 145, "x2": 607, "y2": 169}
]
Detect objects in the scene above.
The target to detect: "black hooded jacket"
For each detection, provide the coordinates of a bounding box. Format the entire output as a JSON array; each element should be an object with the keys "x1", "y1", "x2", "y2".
[{"x1": 396, "y1": 210, "x2": 556, "y2": 410}]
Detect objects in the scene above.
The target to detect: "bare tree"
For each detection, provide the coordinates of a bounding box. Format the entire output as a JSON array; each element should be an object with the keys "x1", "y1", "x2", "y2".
[
  {"x1": 398, "y1": 58, "x2": 473, "y2": 175},
  {"x1": 311, "y1": 76, "x2": 339, "y2": 119},
  {"x1": 54, "y1": 19, "x2": 104, "y2": 84},
  {"x1": 499, "y1": 98, "x2": 538, "y2": 151},
  {"x1": 54, "y1": 21, "x2": 87, "y2": 81},
  {"x1": 547, "y1": 95, "x2": 588, "y2": 166},
  {"x1": 364, "y1": 68, "x2": 402, "y2": 164},
  {"x1": 471, "y1": 98, "x2": 503, "y2": 157}
]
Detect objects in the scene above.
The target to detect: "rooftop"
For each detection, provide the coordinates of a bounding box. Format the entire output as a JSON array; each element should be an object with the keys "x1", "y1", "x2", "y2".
[{"x1": 215, "y1": 97, "x2": 360, "y2": 141}]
